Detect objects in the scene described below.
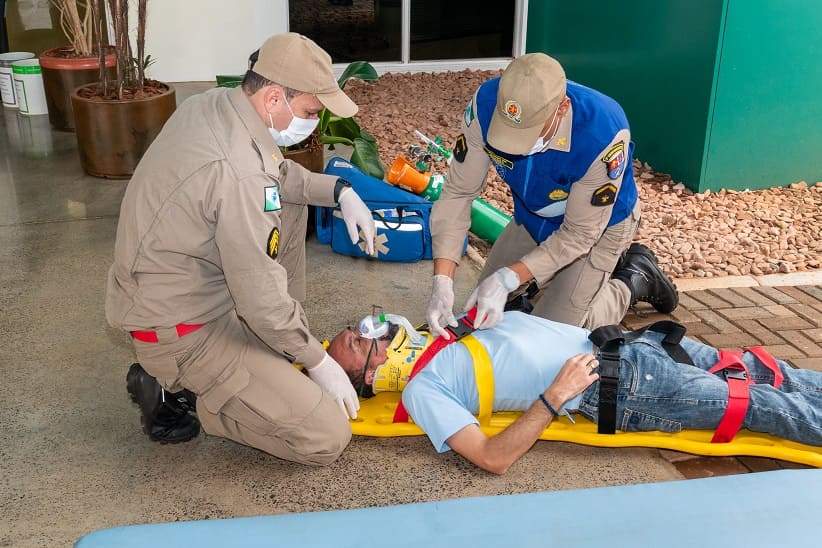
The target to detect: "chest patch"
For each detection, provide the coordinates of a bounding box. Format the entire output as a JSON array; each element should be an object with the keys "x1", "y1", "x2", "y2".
[
  {"x1": 602, "y1": 141, "x2": 626, "y2": 180},
  {"x1": 591, "y1": 183, "x2": 617, "y2": 207},
  {"x1": 483, "y1": 145, "x2": 514, "y2": 170},
  {"x1": 548, "y1": 188, "x2": 568, "y2": 201},
  {"x1": 463, "y1": 100, "x2": 475, "y2": 127},
  {"x1": 266, "y1": 227, "x2": 280, "y2": 260},
  {"x1": 264, "y1": 185, "x2": 282, "y2": 212}
]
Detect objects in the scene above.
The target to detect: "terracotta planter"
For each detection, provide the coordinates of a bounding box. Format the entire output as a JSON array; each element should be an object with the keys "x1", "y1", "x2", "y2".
[
  {"x1": 71, "y1": 83, "x2": 176, "y2": 179},
  {"x1": 39, "y1": 46, "x2": 116, "y2": 131},
  {"x1": 284, "y1": 143, "x2": 324, "y2": 173}
]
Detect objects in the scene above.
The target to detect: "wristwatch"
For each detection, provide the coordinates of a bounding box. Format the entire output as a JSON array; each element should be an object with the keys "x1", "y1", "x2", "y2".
[{"x1": 333, "y1": 178, "x2": 352, "y2": 202}]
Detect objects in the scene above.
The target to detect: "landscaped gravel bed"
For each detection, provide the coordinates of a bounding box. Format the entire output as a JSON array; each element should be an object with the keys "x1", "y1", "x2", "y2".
[{"x1": 344, "y1": 70, "x2": 821, "y2": 278}]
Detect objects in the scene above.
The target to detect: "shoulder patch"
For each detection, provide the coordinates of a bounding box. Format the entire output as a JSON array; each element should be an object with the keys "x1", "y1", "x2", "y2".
[
  {"x1": 483, "y1": 145, "x2": 514, "y2": 170},
  {"x1": 463, "y1": 100, "x2": 475, "y2": 127},
  {"x1": 453, "y1": 134, "x2": 468, "y2": 163},
  {"x1": 266, "y1": 227, "x2": 280, "y2": 260},
  {"x1": 264, "y1": 185, "x2": 281, "y2": 212},
  {"x1": 591, "y1": 183, "x2": 617, "y2": 207},
  {"x1": 602, "y1": 141, "x2": 626, "y2": 180}
]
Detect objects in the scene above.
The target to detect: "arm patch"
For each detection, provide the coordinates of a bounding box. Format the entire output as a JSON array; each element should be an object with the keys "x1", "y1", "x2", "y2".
[
  {"x1": 453, "y1": 134, "x2": 468, "y2": 163},
  {"x1": 266, "y1": 227, "x2": 280, "y2": 259},
  {"x1": 591, "y1": 183, "x2": 617, "y2": 206}
]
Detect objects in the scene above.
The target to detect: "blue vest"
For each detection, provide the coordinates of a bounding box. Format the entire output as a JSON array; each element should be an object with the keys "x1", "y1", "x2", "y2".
[{"x1": 476, "y1": 78, "x2": 637, "y2": 243}]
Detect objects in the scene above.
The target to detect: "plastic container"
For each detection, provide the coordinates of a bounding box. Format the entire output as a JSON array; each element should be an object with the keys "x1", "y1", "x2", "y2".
[
  {"x1": 0, "y1": 52, "x2": 35, "y2": 108},
  {"x1": 470, "y1": 198, "x2": 511, "y2": 244},
  {"x1": 12, "y1": 59, "x2": 48, "y2": 115},
  {"x1": 387, "y1": 156, "x2": 443, "y2": 201}
]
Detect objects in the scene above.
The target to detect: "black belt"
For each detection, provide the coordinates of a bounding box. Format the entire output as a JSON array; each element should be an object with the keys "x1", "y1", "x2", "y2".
[{"x1": 588, "y1": 320, "x2": 693, "y2": 434}]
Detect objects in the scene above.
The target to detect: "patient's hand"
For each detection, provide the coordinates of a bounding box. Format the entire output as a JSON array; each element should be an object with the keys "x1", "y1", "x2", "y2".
[{"x1": 547, "y1": 353, "x2": 600, "y2": 403}]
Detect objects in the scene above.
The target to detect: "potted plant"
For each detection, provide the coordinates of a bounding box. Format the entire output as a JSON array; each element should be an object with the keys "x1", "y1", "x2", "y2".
[
  {"x1": 70, "y1": 0, "x2": 176, "y2": 178},
  {"x1": 315, "y1": 61, "x2": 383, "y2": 179},
  {"x1": 39, "y1": 0, "x2": 115, "y2": 131},
  {"x1": 216, "y1": 61, "x2": 383, "y2": 178}
]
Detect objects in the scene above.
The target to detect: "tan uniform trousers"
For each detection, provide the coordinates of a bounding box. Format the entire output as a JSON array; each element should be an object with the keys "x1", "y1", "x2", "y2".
[
  {"x1": 132, "y1": 310, "x2": 351, "y2": 466},
  {"x1": 480, "y1": 204, "x2": 641, "y2": 329}
]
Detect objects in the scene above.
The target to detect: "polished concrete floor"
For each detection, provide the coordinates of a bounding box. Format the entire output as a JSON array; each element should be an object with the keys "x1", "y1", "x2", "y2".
[{"x1": 0, "y1": 84, "x2": 681, "y2": 547}]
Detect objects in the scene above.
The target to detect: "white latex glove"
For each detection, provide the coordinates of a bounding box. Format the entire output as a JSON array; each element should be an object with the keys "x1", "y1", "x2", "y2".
[
  {"x1": 465, "y1": 266, "x2": 520, "y2": 330},
  {"x1": 338, "y1": 187, "x2": 375, "y2": 256},
  {"x1": 426, "y1": 274, "x2": 458, "y2": 340},
  {"x1": 307, "y1": 352, "x2": 360, "y2": 419}
]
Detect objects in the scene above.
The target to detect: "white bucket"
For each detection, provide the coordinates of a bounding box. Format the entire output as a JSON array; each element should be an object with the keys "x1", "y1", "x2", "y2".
[
  {"x1": 12, "y1": 58, "x2": 48, "y2": 115},
  {"x1": 0, "y1": 52, "x2": 35, "y2": 108}
]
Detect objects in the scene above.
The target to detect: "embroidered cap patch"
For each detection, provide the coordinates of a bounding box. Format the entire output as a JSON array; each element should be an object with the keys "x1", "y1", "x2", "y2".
[
  {"x1": 602, "y1": 141, "x2": 626, "y2": 180},
  {"x1": 503, "y1": 100, "x2": 522, "y2": 124}
]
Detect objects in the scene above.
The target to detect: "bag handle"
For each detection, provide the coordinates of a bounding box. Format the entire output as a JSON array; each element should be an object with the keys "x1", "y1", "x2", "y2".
[{"x1": 373, "y1": 206, "x2": 405, "y2": 230}]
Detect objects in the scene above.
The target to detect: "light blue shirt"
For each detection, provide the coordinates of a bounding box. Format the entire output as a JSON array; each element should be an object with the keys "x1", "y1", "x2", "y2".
[{"x1": 401, "y1": 311, "x2": 593, "y2": 453}]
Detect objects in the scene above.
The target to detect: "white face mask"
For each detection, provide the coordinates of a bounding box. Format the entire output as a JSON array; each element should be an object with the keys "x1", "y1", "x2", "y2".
[
  {"x1": 268, "y1": 97, "x2": 319, "y2": 147},
  {"x1": 525, "y1": 102, "x2": 562, "y2": 156}
]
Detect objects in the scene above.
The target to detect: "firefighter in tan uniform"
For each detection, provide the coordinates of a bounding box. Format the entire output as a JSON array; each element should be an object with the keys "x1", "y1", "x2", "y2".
[
  {"x1": 106, "y1": 33, "x2": 376, "y2": 465},
  {"x1": 427, "y1": 53, "x2": 678, "y2": 339}
]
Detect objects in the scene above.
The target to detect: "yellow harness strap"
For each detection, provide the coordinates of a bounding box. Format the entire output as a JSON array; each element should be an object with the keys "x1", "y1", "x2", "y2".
[{"x1": 460, "y1": 335, "x2": 494, "y2": 427}]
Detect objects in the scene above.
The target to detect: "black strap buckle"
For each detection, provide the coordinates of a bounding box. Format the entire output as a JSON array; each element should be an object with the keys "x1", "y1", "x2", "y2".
[{"x1": 446, "y1": 319, "x2": 475, "y2": 340}]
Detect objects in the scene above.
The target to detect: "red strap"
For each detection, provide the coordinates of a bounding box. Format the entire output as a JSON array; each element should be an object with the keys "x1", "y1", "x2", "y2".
[
  {"x1": 392, "y1": 308, "x2": 477, "y2": 423},
  {"x1": 176, "y1": 323, "x2": 204, "y2": 337},
  {"x1": 708, "y1": 350, "x2": 752, "y2": 443},
  {"x1": 745, "y1": 346, "x2": 783, "y2": 388},
  {"x1": 130, "y1": 330, "x2": 159, "y2": 343},
  {"x1": 130, "y1": 323, "x2": 204, "y2": 344}
]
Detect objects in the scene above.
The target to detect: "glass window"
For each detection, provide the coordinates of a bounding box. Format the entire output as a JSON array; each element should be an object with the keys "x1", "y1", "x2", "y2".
[
  {"x1": 289, "y1": 0, "x2": 515, "y2": 63},
  {"x1": 410, "y1": 0, "x2": 514, "y2": 61},
  {"x1": 289, "y1": 0, "x2": 402, "y2": 63}
]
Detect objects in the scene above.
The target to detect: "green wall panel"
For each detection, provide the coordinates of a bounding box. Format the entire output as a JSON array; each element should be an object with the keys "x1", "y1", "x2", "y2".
[
  {"x1": 704, "y1": 0, "x2": 822, "y2": 190},
  {"x1": 526, "y1": 1, "x2": 724, "y2": 187}
]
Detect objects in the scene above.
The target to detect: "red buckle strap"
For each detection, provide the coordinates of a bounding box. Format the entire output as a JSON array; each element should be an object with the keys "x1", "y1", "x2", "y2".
[
  {"x1": 130, "y1": 323, "x2": 204, "y2": 343},
  {"x1": 708, "y1": 350, "x2": 752, "y2": 443},
  {"x1": 392, "y1": 308, "x2": 478, "y2": 423},
  {"x1": 746, "y1": 346, "x2": 784, "y2": 388}
]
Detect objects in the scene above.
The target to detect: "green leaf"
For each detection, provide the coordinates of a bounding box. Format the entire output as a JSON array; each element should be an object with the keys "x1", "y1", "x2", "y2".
[
  {"x1": 324, "y1": 116, "x2": 361, "y2": 141},
  {"x1": 318, "y1": 108, "x2": 332, "y2": 133},
  {"x1": 318, "y1": 135, "x2": 354, "y2": 146},
  {"x1": 350, "y1": 137, "x2": 384, "y2": 179},
  {"x1": 337, "y1": 61, "x2": 379, "y2": 90},
  {"x1": 359, "y1": 128, "x2": 377, "y2": 144}
]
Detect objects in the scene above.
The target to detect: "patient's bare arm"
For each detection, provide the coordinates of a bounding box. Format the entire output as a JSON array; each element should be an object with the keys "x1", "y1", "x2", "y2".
[{"x1": 446, "y1": 353, "x2": 599, "y2": 475}]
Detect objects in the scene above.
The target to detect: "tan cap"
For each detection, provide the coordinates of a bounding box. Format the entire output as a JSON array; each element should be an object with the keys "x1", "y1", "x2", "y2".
[
  {"x1": 252, "y1": 32, "x2": 358, "y2": 118},
  {"x1": 487, "y1": 53, "x2": 566, "y2": 155}
]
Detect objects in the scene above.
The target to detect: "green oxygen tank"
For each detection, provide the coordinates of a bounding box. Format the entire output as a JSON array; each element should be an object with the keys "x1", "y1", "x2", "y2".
[{"x1": 470, "y1": 198, "x2": 511, "y2": 244}]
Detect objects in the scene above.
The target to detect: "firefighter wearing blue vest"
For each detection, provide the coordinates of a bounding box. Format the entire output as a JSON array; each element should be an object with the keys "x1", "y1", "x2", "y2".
[{"x1": 427, "y1": 53, "x2": 679, "y2": 338}]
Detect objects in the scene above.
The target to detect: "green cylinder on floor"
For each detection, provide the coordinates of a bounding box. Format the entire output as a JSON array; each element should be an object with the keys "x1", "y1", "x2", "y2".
[{"x1": 470, "y1": 198, "x2": 510, "y2": 244}]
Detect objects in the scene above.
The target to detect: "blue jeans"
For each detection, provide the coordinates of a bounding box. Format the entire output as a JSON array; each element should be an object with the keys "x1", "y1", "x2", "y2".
[{"x1": 577, "y1": 331, "x2": 822, "y2": 445}]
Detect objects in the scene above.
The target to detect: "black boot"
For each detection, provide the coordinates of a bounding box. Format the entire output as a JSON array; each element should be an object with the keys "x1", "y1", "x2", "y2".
[
  {"x1": 126, "y1": 363, "x2": 200, "y2": 444},
  {"x1": 612, "y1": 243, "x2": 679, "y2": 313}
]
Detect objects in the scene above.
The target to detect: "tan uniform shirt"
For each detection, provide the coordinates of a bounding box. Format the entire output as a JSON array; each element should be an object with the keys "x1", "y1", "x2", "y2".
[
  {"x1": 106, "y1": 86, "x2": 337, "y2": 368},
  {"x1": 431, "y1": 90, "x2": 632, "y2": 286}
]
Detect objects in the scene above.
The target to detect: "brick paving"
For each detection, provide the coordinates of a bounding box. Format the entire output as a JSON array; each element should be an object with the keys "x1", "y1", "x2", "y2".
[{"x1": 621, "y1": 284, "x2": 822, "y2": 478}]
